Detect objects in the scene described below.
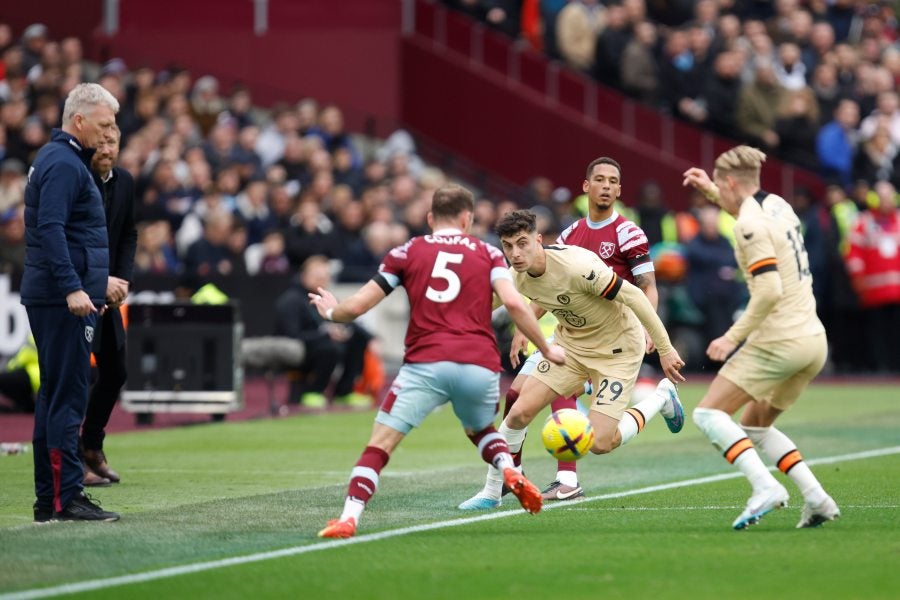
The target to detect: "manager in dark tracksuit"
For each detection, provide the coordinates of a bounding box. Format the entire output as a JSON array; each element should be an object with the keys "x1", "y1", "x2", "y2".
[
  {"x1": 22, "y1": 83, "x2": 120, "y2": 522},
  {"x1": 81, "y1": 125, "x2": 136, "y2": 486}
]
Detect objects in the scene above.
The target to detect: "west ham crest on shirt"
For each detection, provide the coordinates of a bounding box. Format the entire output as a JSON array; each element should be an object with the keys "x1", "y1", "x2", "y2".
[
  {"x1": 599, "y1": 242, "x2": 616, "y2": 259},
  {"x1": 85, "y1": 326, "x2": 94, "y2": 343}
]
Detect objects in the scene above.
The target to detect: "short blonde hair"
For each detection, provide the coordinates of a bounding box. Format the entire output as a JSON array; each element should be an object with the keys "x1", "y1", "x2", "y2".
[
  {"x1": 62, "y1": 83, "x2": 120, "y2": 125},
  {"x1": 714, "y1": 145, "x2": 766, "y2": 184}
]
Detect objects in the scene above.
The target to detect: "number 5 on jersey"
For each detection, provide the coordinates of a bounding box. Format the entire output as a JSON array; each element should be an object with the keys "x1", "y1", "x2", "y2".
[{"x1": 426, "y1": 251, "x2": 463, "y2": 303}]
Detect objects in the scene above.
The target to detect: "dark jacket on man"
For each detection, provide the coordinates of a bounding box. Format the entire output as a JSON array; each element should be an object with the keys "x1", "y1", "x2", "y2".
[
  {"x1": 22, "y1": 129, "x2": 108, "y2": 306},
  {"x1": 93, "y1": 166, "x2": 137, "y2": 351}
]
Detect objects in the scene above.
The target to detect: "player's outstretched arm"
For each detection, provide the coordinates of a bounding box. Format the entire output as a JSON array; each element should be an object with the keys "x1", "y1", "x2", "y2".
[
  {"x1": 494, "y1": 278, "x2": 566, "y2": 365},
  {"x1": 308, "y1": 280, "x2": 387, "y2": 323}
]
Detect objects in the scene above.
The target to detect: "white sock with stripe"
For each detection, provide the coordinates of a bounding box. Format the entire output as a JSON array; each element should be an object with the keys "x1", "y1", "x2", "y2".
[
  {"x1": 743, "y1": 425, "x2": 827, "y2": 505},
  {"x1": 693, "y1": 408, "x2": 778, "y2": 493},
  {"x1": 618, "y1": 392, "x2": 664, "y2": 446}
]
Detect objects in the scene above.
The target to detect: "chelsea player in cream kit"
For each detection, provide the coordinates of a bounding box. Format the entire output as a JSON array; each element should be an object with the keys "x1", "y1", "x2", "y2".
[
  {"x1": 459, "y1": 210, "x2": 687, "y2": 508},
  {"x1": 683, "y1": 145, "x2": 840, "y2": 530}
]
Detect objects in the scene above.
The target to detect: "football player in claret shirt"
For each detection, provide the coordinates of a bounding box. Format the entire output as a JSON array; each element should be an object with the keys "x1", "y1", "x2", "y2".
[
  {"x1": 683, "y1": 146, "x2": 839, "y2": 530},
  {"x1": 464, "y1": 157, "x2": 675, "y2": 508},
  {"x1": 310, "y1": 185, "x2": 566, "y2": 539}
]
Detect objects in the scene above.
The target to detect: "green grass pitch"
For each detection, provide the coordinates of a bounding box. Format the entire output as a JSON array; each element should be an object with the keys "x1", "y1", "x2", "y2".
[{"x1": 1, "y1": 382, "x2": 898, "y2": 599}]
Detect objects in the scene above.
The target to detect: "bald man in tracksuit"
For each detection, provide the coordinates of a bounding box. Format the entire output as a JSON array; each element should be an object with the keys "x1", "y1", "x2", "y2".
[{"x1": 22, "y1": 83, "x2": 120, "y2": 522}]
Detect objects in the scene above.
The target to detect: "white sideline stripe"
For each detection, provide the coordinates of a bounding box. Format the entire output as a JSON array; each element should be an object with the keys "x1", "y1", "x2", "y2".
[{"x1": 3, "y1": 445, "x2": 898, "y2": 600}]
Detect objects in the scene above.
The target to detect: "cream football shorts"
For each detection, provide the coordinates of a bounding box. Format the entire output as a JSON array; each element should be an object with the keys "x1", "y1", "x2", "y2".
[
  {"x1": 719, "y1": 333, "x2": 827, "y2": 410},
  {"x1": 530, "y1": 349, "x2": 642, "y2": 421}
]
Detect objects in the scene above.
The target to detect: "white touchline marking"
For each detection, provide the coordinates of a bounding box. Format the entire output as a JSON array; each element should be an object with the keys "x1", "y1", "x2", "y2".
[{"x1": 3, "y1": 445, "x2": 898, "y2": 600}]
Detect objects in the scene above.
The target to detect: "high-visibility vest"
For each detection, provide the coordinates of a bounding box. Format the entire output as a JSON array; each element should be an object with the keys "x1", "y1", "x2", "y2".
[{"x1": 6, "y1": 335, "x2": 39, "y2": 394}]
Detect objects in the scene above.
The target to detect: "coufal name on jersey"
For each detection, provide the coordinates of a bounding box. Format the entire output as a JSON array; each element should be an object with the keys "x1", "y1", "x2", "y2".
[{"x1": 423, "y1": 234, "x2": 477, "y2": 251}]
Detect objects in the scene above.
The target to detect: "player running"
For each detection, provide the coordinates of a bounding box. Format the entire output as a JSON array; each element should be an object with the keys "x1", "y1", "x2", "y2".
[
  {"x1": 459, "y1": 210, "x2": 686, "y2": 510},
  {"x1": 311, "y1": 185, "x2": 565, "y2": 538},
  {"x1": 683, "y1": 146, "x2": 840, "y2": 529}
]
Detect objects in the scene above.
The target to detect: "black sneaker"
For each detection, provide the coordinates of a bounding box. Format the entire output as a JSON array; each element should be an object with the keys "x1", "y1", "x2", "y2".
[
  {"x1": 54, "y1": 492, "x2": 120, "y2": 522},
  {"x1": 33, "y1": 503, "x2": 54, "y2": 524}
]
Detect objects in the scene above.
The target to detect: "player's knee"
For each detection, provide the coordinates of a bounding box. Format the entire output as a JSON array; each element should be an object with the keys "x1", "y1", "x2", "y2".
[{"x1": 693, "y1": 406, "x2": 728, "y2": 436}]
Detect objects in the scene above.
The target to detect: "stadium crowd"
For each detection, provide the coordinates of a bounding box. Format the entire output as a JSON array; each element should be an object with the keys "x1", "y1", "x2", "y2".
[
  {"x1": 0, "y1": 10, "x2": 898, "y2": 377},
  {"x1": 445, "y1": 1, "x2": 900, "y2": 186}
]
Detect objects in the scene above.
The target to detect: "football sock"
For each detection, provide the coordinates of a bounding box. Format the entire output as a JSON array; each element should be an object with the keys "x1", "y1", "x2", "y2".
[
  {"x1": 503, "y1": 389, "x2": 523, "y2": 467},
  {"x1": 617, "y1": 389, "x2": 663, "y2": 445},
  {"x1": 499, "y1": 418, "x2": 527, "y2": 454},
  {"x1": 479, "y1": 419, "x2": 527, "y2": 499},
  {"x1": 556, "y1": 469, "x2": 578, "y2": 488},
  {"x1": 693, "y1": 408, "x2": 777, "y2": 493},
  {"x1": 339, "y1": 498, "x2": 365, "y2": 523},
  {"x1": 551, "y1": 395, "x2": 579, "y2": 484},
  {"x1": 743, "y1": 425, "x2": 827, "y2": 505},
  {"x1": 468, "y1": 426, "x2": 514, "y2": 470},
  {"x1": 342, "y1": 445, "x2": 390, "y2": 523},
  {"x1": 502, "y1": 389, "x2": 519, "y2": 418}
]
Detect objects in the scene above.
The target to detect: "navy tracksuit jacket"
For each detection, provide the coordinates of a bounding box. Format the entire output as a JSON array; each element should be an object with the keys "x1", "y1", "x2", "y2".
[{"x1": 22, "y1": 128, "x2": 109, "y2": 512}]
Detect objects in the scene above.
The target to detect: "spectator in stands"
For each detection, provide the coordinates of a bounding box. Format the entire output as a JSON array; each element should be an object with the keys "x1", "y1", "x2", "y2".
[
  {"x1": 805, "y1": 20, "x2": 835, "y2": 74},
  {"x1": 226, "y1": 85, "x2": 256, "y2": 130},
  {"x1": 819, "y1": 184, "x2": 864, "y2": 373},
  {"x1": 274, "y1": 254, "x2": 373, "y2": 408},
  {"x1": 255, "y1": 103, "x2": 299, "y2": 168},
  {"x1": 333, "y1": 145, "x2": 364, "y2": 195},
  {"x1": 592, "y1": 3, "x2": 630, "y2": 89},
  {"x1": 133, "y1": 220, "x2": 179, "y2": 275},
  {"x1": 859, "y1": 91, "x2": 900, "y2": 147},
  {"x1": 308, "y1": 105, "x2": 361, "y2": 169},
  {"x1": 555, "y1": 0, "x2": 605, "y2": 73},
  {"x1": 853, "y1": 125, "x2": 900, "y2": 187},
  {"x1": 284, "y1": 198, "x2": 338, "y2": 268},
  {"x1": 204, "y1": 120, "x2": 244, "y2": 174},
  {"x1": 659, "y1": 28, "x2": 701, "y2": 119},
  {"x1": 704, "y1": 50, "x2": 745, "y2": 138},
  {"x1": 736, "y1": 58, "x2": 785, "y2": 151},
  {"x1": 190, "y1": 75, "x2": 225, "y2": 136},
  {"x1": 633, "y1": 180, "x2": 668, "y2": 248},
  {"x1": 176, "y1": 184, "x2": 234, "y2": 255},
  {"x1": 816, "y1": 98, "x2": 860, "y2": 188},
  {"x1": 225, "y1": 218, "x2": 249, "y2": 278},
  {"x1": 234, "y1": 124, "x2": 264, "y2": 181},
  {"x1": 235, "y1": 178, "x2": 275, "y2": 245},
  {"x1": 339, "y1": 221, "x2": 397, "y2": 283},
  {"x1": 772, "y1": 42, "x2": 807, "y2": 90},
  {"x1": 774, "y1": 87, "x2": 820, "y2": 171},
  {"x1": 19, "y1": 23, "x2": 47, "y2": 73},
  {"x1": 0, "y1": 157, "x2": 26, "y2": 212},
  {"x1": 255, "y1": 229, "x2": 290, "y2": 275},
  {"x1": 845, "y1": 181, "x2": 900, "y2": 373},
  {"x1": 810, "y1": 62, "x2": 846, "y2": 126},
  {"x1": 620, "y1": 21, "x2": 659, "y2": 105},
  {"x1": 471, "y1": 196, "x2": 500, "y2": 246},
  {"x1": 182, "y1": 208, "x2": 237, "y2": 284},
  {"x1": 0, "y1": 202, "x2": 25, "y2": 274},
  {"x1": 684, "y1": 204, "x2": 744, "y2": 370}
]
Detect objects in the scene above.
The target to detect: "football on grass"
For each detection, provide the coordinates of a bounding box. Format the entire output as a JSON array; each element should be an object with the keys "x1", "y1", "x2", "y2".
[{"x1": 541, "y1": 409, "x2": 594, "y2": 461}]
